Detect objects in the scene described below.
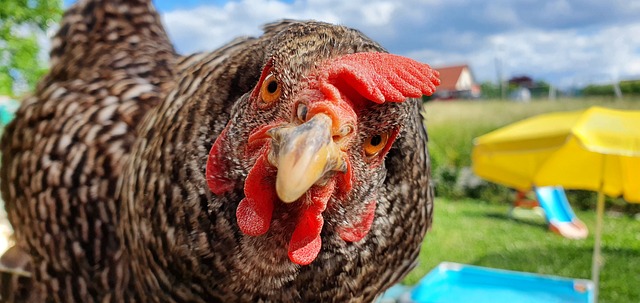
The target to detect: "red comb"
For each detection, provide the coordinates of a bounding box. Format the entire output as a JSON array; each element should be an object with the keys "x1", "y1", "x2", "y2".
[{"x1": 318, "y1": 52, "x2": 440, "y2": 103}]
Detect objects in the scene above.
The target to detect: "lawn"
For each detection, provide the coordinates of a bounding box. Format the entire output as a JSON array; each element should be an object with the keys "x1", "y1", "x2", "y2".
[
  {"x1": 403, "y1": 198, "x2": 640, "y2": 303},
  {"x1": 423, "y1": 98, "x2": 640, "y2": 171},
  {"x1": 410, "y1": 99, "x2": 640, "y2": 302}
]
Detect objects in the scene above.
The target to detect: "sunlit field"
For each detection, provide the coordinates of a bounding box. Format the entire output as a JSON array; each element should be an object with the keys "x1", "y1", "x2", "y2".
[{"x1": 405, "y1": 98, "x2": 640, "y2": 303}]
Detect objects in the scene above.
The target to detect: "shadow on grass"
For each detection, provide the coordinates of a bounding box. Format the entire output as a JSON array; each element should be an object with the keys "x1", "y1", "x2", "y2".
[
  {"x1": 461, "y1": 209, "x2": 548, "y2": 229},
  {"x1": 487, "y1": 212, "x2": 548, "y2": 229}
]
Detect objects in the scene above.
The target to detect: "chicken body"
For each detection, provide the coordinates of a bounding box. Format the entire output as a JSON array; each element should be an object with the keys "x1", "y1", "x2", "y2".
[{"x1": 0, "y1": 0, "x2": 437, "y2": 302}]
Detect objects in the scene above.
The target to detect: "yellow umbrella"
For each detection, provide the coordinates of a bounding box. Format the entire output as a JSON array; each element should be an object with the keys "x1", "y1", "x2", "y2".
[{"x1": 472, "y1": 106, "x2": 640, "y2": 301}]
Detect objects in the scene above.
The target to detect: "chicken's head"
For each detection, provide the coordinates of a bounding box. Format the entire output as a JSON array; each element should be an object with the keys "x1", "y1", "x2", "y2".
[{"x1": 206, "y1": 22, "x2": 440, "y2": 266}]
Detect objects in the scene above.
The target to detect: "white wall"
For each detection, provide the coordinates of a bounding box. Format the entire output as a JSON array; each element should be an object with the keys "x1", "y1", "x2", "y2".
[{"x1": 456, "y1": 68, "x2": 474, "y2": 91}]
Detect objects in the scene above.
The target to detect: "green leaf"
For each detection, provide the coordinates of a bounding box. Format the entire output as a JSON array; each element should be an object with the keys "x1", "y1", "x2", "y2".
[{"x1": 0, "y1": 0, "x2": 62, "y2": 96}]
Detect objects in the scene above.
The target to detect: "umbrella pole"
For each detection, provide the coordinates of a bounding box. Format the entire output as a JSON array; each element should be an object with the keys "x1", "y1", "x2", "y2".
[{"x1": 591, "y1": 189, "x2": 605, "y2": 302}]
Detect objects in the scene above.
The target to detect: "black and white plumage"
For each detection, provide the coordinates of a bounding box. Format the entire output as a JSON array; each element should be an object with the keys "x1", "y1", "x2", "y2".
[{"x1": 0, "y1": 0, "x2": 438, "y2": 301}]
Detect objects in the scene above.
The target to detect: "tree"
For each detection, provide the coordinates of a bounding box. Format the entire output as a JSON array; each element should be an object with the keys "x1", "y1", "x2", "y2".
[
  {"x1": 582, "y1": 84, "x2": 616, "y2": 97},
  {"x1": 0, "y1": 0, "x2": 62, "y2": 97},
  {"x1": 480, "y1": 81, "x2": 500, "y2": 99},
  {"x1": 619, "y1": 80, "x2": 640, "y2": 95}
]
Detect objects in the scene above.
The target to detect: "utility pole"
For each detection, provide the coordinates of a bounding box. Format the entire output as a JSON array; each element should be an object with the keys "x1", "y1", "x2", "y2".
[
  {"x1": 495, "y1": 57, "x2": 505, "y2": 100},
  {"x1": 494, "y1": 42, "x2": 507, "y2": 100},
  {"x1": 613, "y1": 81, "x2": 622, "y2": 99},
  {"x1": 548, "y1": 85, "x2": 557, "y2": 101}
]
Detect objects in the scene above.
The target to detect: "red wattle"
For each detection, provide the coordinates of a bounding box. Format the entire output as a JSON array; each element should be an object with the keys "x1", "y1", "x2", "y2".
[
  {"x1": 287, "y1": 180, "x2": 335, "y2": 265},
  {"x1": 236, "y1": 150, "x2": 277, "y2": 236},
  {"x1": 338, "y1": 200, "x2": 377, "y2": 243},
  {"x1": 206, "y1": 127, "x2": 235, "y2": 195},
  {"x1": 288, "y1": 211, "x2": 324, "y2": 265}
]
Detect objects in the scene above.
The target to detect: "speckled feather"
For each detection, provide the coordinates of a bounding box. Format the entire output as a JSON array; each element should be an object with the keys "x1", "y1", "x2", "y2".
[{"x1": 0, "y1": 0, "x2": 435, "y2": 302}]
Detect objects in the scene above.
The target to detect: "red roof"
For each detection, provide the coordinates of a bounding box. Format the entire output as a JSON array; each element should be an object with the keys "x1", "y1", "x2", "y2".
[{"x1": 435, "y1": 65, "x2": 468, "y2": 91}]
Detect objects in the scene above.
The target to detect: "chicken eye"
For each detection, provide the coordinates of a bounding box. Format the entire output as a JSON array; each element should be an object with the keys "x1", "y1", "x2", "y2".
[
  {"x1": 260, "y1": 74, "x2": 281, "y2": 104},
  {"x1": 364, "y1": 132, "x2": 389, "y2": 157}
]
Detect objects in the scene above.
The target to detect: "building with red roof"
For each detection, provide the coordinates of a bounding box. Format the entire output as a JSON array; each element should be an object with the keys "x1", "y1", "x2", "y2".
[{"x1": 433, "y1": 64, "x2": 481, "y2": 100}]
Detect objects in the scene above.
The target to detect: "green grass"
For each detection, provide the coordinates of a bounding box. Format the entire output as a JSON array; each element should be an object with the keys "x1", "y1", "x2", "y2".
[
  {"x1": 424, "y1": 98, "x2": 640, "y2": 170},
  {"x1": 408, "y1": 98, "x2": 640, "y2": 301},
  {"x1": 404, "y1": 198, "x2": 640, "y2": 303},
  {"x1": 423, "y1": 98, "x2": 640, "y2": 213}
]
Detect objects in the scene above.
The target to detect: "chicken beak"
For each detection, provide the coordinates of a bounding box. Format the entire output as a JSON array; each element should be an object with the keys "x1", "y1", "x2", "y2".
[{"x1": 268, "y1": 113, "x2": 346, "y2": 203}]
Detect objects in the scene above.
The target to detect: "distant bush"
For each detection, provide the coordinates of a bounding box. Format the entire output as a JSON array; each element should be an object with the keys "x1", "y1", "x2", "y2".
[
  {"x1": 582, "y1": 84, "x2": 616, "y2": 96},
  {"x1": 479, "y1": 80, "x2": 554, "y2": 100},
  {"x1": 424, "y1": 99, "x2": 640, "y2": 216},
  {"x1": 565, "y1": 190, "x2": 640, "y2": 214},
  {"x1": 619, "y1": 80, "x2": 640, "y2": 95},
  {"x1": 583, "y1": 80, "x2": 640, "y2": 97}
]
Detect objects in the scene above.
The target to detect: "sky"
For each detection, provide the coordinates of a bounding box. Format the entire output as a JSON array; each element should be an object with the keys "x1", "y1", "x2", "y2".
[{"x1": 62, "y1": 0, "x2": 640, "y2": 89}]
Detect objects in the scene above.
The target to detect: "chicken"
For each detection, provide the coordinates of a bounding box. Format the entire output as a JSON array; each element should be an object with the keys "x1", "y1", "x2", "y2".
[{"x1": 0, "y1": 0, "x2": 439, "y2": 301}]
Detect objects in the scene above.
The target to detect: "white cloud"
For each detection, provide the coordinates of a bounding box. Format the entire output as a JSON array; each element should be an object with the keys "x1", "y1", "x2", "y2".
[
  {"x1": 413, "y1": 24, "x2": 640, "y2": 88},
  {"x1": 161, "y1": 0, "x2": 403, "y2": 53},
  {"x1": 161, "y1": 0, "x2": 312, "y2": 53},
  {"x1": 159, "y1": 0, "x2": 640, "y2": 89},
  {"x1": 360, "y1": 2, "x2": 397, "y2": 26}
]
